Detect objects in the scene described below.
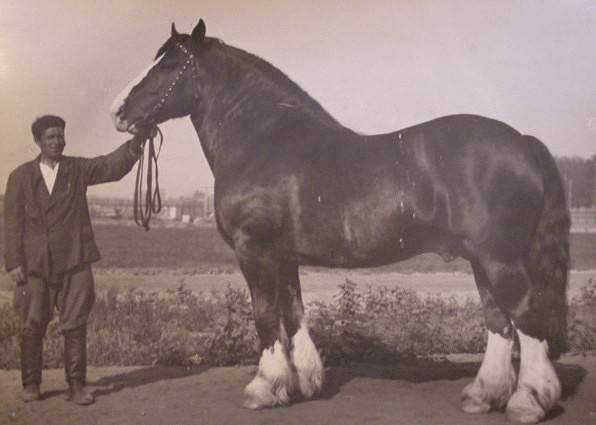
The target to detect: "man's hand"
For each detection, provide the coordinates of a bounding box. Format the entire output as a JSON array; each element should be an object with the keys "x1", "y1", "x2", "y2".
[
  {"x1": 9, "y1": 266, "x2": 25, "y2": 284},
  {"x1": 128, "y1": 126, "x2": 158, "y2": 156},
  {"x1": 128, "y1": 133, "x2": 147, "y2": 157}
]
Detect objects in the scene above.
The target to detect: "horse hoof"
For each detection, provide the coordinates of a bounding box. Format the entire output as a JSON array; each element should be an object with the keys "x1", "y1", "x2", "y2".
[
  {"x1": 460, "y1": 382, "x2": 491, "y2": 414},
  {"x1": 297, "y1": 368, "x2": 323, "y2": 399},
  {"x1": 506, "y1": 388, "x2": 545, "y2": 424},
  {"x1": 243, "y1": 376, "x2": 288, "y2": 409}
]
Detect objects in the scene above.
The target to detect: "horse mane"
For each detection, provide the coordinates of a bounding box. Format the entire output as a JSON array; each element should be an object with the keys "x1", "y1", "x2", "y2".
[{"x1": 208, "y1": 38, "x2": 350, "y2": 131}]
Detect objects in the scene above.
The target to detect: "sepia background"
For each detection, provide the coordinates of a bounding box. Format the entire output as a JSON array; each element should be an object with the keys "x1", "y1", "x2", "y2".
[
  {"x1": 1, "y1": 0, "x2": 595, "y2": 199},
  {"x1": 1, "y1": 2, "x2": 596, "y2": 424}
]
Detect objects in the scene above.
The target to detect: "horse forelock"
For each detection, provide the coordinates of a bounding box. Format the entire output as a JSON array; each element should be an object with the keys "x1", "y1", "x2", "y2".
[{"x1": 154, "y1": 34, "x2": 189, "y2": 60}]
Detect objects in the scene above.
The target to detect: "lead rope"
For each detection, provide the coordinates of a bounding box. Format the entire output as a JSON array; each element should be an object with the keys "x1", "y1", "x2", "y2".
[{"x1": 133, "y1": 127, "x2": 163, "y2": 230}]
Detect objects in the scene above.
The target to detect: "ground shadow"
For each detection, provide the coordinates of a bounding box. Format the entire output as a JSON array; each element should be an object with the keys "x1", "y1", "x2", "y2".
[
  {"x1": 319, "y1": 358, "x2": 480, "y2": 400},
  {"x1": 318, "y1": 358, "x2": 588, "y2": 403},
  {"x1": 89, "y1": 365, "x2": 210, "y2": 398},
  {"x1": 557, "y1": 362, "x2": 588, "y2": 399}
]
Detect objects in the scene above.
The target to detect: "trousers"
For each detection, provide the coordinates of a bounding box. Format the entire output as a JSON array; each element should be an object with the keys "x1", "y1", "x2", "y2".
[{"x1": 14, "y1": 263, "x2": 95, "y2": 336}]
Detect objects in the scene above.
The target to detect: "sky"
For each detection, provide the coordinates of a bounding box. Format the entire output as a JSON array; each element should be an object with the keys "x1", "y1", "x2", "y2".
[{"x1": 1, "y1": 0, "x2": 595, "y2": 198}]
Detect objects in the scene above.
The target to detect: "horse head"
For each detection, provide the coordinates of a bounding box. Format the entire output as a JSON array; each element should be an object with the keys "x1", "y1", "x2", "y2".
[{"x1": 110, "y1": 20, "x2": 207, "y2": 134}]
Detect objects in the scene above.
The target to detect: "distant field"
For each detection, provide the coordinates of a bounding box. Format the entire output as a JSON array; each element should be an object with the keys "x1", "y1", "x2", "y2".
[{"x1": 1, "y1": 223, "x2": 594, "y2": 272}]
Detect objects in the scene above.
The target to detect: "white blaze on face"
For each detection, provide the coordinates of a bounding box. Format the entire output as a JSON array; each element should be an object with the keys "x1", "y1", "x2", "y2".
[{"x1": 110, "y1": 53, "x2": 165, "y2": 131}]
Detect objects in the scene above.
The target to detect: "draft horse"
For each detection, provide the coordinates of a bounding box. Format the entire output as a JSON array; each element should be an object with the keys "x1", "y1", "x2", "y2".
[{"x1": 111, "y1": 20, "x2": 570, "y2": 423}]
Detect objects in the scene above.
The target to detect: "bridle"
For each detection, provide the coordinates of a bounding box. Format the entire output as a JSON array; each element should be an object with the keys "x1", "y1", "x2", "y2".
[
  {"x1": 147, "y1": 42, "x2": 200, "y2": 121},
  {"x1": 132, "y1": 42, "x2": 199, "y2": 230}
]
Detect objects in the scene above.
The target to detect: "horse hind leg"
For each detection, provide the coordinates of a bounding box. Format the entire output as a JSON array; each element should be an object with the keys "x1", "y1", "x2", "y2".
[
  {"x1": 479, "y1": 258, "x2": 562, "y2": 423},
  {"x1": 235, "y1": 240, "x2": 297, "y2": 409},
  {"x1": 278, "y1": 262, "x2": 324, "y2": 399},
  {"x1": 461, "y1": 260, "x2": 517, "y2": 414}
]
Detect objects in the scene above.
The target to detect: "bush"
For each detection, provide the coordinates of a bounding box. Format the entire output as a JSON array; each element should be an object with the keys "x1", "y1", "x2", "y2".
[
  {"x1": 308, "y1": 279, "x2": 486, "y2": 365},
  {"x1": 0, "y1": 279, "x2": 595, "y2": 369}
]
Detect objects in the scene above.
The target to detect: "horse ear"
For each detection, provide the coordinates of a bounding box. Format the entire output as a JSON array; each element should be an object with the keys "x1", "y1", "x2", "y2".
[
  {"x1": 191, "y1": 19, "x2": 206, "y2": 43},
  {"x1": 171, "y1": 22, "x2": 179, "y2": 37}
]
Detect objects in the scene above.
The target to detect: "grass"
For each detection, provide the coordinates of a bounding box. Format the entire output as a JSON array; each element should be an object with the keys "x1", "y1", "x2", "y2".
[
  {"x1": 0, "y1": 279, "x2": 594, "y2": 369},
  {"x1": 2, "y1": 223, "x2": 595, "y2": 272}
]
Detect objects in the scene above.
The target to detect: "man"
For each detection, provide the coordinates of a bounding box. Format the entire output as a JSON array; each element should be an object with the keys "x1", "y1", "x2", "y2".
[{"x1": 4, "y1": 115, "x2": 145, "y2": 405}]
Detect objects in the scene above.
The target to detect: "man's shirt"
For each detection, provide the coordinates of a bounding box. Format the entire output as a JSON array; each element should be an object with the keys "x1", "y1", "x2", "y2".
[{"x1": 39, "y1": 161, "x2": 60, "y2": 195}]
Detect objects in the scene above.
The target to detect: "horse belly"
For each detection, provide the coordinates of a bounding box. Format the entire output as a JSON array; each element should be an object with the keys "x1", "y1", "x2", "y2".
[{"x1": 294, "y1": 197, "x2": 411, "y2": 268}]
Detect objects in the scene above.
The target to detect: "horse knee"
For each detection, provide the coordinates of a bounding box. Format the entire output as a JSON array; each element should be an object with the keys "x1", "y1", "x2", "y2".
[{"x1": 479, "y1": 260, "x2": 540, "y2": 335}]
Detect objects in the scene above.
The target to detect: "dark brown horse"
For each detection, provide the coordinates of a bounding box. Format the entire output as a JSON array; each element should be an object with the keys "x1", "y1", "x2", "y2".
[{"x1": 111, "y1": 20, "x2": 569, "y2": 423}]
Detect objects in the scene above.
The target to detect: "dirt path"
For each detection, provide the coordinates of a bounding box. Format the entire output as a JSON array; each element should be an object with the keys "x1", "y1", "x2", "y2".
[{"x1": 1, "y1": 353, "x2": 595, "y2": 425}]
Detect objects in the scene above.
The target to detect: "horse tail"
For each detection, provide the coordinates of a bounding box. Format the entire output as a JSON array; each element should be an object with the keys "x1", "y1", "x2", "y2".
[{"x1": 524, "y1": 135, "x2": 570, "y2": 358}]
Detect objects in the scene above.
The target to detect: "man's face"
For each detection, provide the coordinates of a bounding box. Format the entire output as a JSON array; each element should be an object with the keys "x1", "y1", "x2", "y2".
[{"x1": 36, "y1": 126, "x2": 65, "y2": 161}]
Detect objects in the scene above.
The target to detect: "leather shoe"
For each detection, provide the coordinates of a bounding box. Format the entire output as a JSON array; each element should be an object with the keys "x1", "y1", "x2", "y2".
[
  {"x1": 65, "y1": 380, "x2": 95, "y2": 405},
  {"x1": 22, "y1": 383, "x2": 41, "y2": 402}
]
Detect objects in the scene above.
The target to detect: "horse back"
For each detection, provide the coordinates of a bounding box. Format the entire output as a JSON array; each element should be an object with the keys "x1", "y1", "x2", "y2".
[{"x1": 215, "y1": 113, "x2": 550, "y2": 267}]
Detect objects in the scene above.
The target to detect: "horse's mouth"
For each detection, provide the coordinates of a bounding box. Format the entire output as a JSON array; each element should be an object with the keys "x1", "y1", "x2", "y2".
[
  {"x1": 114, "y1": 113, "x2": 153, "y2": 135},
  {"x1": 127, "y1": 117, "x2": 157, "y2": 135}
]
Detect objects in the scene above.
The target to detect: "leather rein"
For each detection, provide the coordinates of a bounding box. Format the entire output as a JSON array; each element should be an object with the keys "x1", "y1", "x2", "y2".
[{"x1": 131, "y1": 42, "x2": 198, "y2": 230}]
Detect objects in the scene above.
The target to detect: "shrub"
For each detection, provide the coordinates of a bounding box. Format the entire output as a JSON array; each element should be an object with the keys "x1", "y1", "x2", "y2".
[{"x1": 0, "y1": 279, "x2": 594, "y2": 369}]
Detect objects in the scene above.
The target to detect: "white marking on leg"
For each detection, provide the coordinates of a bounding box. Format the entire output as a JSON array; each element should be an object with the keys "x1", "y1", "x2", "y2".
[
  {"x1": 506, "y1": 328, "x2": 561, "y2": 423},
  {"x1": 462, "y1": 330, "x2": 517, "y2": 413},
  {"x1": 110, "y1": 53, "x2": 165, "y2": 129},
  {"x1": 244, "y1": 340, "x2": 295, "y2": 409},
  {"x1": 291, "y1": 321, "x2": 323, "y2": 398}
]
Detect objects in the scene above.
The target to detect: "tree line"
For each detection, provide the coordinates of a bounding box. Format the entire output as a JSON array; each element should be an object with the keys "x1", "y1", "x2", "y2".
[{"x1": 556, "y1": 156, "x2": 596, "y2": 208}]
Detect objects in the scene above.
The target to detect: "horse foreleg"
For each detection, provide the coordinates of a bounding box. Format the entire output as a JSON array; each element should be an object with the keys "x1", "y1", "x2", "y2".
[
  {"x1": 279, "y1": 263, "x2": 324, "y2": 400},
  {"x1": 235, "y1": 243, "x2": 296, "y2": 409},
  {"x1": 462, "y1": 261, "x2": 517, "y2": 413}
]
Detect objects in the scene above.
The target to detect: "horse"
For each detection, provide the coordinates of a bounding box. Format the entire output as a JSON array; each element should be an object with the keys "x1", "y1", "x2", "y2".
[{"x1": 110, "y1": 20, "x2": 570, "y2": 423}]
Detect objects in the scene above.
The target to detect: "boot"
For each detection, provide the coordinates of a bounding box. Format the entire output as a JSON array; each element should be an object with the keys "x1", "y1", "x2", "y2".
[
  {"x1": 20, "y1": 333, "x2": 43, "y2": 402},
  {"x1": 64, "y1": 326, "x2": 94, "y2": 405}
]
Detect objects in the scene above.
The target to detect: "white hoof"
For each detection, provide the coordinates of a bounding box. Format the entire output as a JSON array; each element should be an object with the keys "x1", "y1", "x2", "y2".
[
  {"x1": 461, "y1": 381, "x2": 492, "y2": 414},
  {"x1": 291, "y1": 323, "x2": 324, "y2": 399},
  {"x1": 506, "y1": 387, "x2": 546, "y2": 424},
  {"x1": 243, "y1": 375, "x2": 288, "y2": 409},
  {"x1": 243, "y1": 341, "x2": 295, "y2": 409}
]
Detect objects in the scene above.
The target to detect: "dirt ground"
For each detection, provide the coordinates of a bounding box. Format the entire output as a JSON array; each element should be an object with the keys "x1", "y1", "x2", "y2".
[
  {"x1": 1, "y1": 353, "x2": 595, "y2": 425},
  {"x1": 1, "y1": 269, "x2": 595, "y2": 425}
]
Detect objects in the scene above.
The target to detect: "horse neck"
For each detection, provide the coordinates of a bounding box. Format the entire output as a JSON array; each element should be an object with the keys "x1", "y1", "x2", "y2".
[{"x1": 190, "y1": 42, "x2": 349, "y2": 171}]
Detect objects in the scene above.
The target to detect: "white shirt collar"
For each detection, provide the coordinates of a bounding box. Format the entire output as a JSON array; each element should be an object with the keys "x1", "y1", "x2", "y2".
[{"x1": 39, "y1": 161, "x2": 60, "y2": 194}]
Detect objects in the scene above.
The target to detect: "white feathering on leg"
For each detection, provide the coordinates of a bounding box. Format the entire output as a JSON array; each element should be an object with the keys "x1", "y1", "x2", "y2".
[
  {"x1": 291, "y1": 321, "x2": 323, "y2": 398},
  {"x1": 461, "y1": 330, "x2": 517, "y2": 413},
  {"x1": 506, "y1": 329, "x2": 561, "y2": 423},
  {"x1": 244, "y1": 340, "x2": 295, "y2": 409}
]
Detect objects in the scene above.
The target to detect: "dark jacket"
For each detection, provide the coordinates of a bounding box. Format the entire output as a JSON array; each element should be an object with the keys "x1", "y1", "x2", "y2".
[{"x1": 4, "y1": 141, "x2": 138, "y2": 281}]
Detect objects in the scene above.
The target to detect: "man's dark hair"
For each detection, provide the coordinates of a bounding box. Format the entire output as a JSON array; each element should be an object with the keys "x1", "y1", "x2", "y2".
[{"x1": 31, "y1": 115, "x2": 66, "y2": 141}]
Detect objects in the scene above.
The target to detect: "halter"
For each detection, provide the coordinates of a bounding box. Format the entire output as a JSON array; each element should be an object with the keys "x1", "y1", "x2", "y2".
[
  {"x1": 148, "y1": 42, "x2": 199, "y2": 119},
  {"x1": 132, "y1": 42, "x2": 199, "y2": 230}
]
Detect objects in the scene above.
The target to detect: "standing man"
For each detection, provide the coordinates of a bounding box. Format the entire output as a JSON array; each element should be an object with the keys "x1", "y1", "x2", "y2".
[{"x1": 4, "y1": 115, "x2": 145, "y2": 405}]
